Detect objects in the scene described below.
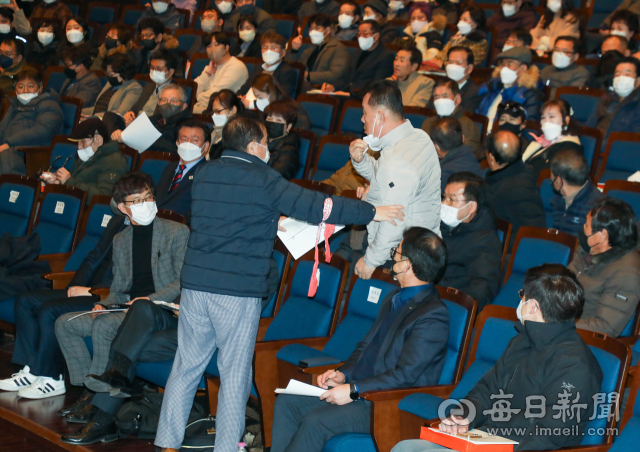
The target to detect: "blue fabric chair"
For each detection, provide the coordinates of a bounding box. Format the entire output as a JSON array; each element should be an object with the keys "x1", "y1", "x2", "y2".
[
  {"x1": 49, "y1": 141, "x2": 78, "y2": 172},
  {"x1": 87, "y1": 5, "x2": 118, "y2": 25},
  {"x1": 299, "y1": 95, "x2": 338, "y2": 138},
  {"x1": 238, "y1": 57, "x2": 262, "y2": 83},
  {"x1": 175, "y1": 32, "x2": 203, "y2": 52},
  {"x1": 310, "y1": 136, "x2": 352, "y2": 182},
  {"x1": 403, "y1": 107, "x2": 430, "y2": 130},
  {"x1": 63, "y1": 203, "x2": 113, "y2": 272},
  {"x1": 0, "y1": 176, "x2": 39, "y2": 237},
  {"x1": 60, "y1": 97, "x2": 82, "y2": 136},
  {"x1": 122, "y1": 9, "x2": 145, "y2": 26},
  {"x1": 588, "y1": 0, "x2": 625, "y2": 28},
  {"x1": 139, "y1": 152, "x2": 179, "y2": 185},
  {"x1": 539, "y1": 177, "x2": 555, "y2": 228},
  {"x1": 189, "y1": 56, "x2": 210, "y2": 80},
  {"x1": 609, "y1": 364, "x2": 640, "y2": 452},
  {"x1": 579, "y1": 128, "x2": 602, "y2": 173},
  {"x1": 274, "y1": 15, "x2": 297, "y2": 40},
  {"x1": 558, "y1": 91, "x2": 603, "y2": 124},
  {"x1": 261, "y1": 247, "x2": 289, "y2": 319},
  {"x1": 46, "y1": 70, "x2": 67, "y2": 93},
  {"x1": 603, "y1": 181, "x2": 640, "y2": 219},
  {"x1": 338, "y1": 102, "x2": 364, "y2": 135},
  {"x1": 33, "y1": 187, "x2": 85, "y2": 255},
  {"x1": 598, "y1": 133, "x2": 640, "y2": 183},
  {"x1": 293, "y1": 130, "x2": 316, "y2": 180}
]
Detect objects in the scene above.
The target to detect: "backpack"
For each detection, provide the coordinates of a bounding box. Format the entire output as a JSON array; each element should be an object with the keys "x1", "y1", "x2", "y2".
[{"x1": 180, "y1": 415, "x2": 216, "y2": 452}]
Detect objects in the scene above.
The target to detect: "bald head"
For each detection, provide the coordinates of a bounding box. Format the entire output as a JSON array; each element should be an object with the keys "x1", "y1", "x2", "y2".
[{"x1": 488, "y1": 130, "x2": 521, "y2": 166}]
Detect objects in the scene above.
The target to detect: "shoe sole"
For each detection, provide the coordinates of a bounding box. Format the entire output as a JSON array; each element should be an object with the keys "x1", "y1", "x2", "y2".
[
  {"x1": 59, "y1": 433, "x2": 118, "y2": 445},
  {"x1": 65, "y1": 416, "x2": 91, "y2": 424},
  {"x1": 85, "y1": 377, "x2": 128, "y2": 396},
  {"x1": 18, "y1": 389, "x2": 66, "y2": 399}
]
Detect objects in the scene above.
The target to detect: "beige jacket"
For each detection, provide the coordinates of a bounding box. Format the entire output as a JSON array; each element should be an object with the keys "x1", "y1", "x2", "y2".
[
  {"x1": 530, "y1": 13, "x2": 580, "y2": 51},
  {"x1": 388, "y1": 72, "x2": 435, "y2": 108}
]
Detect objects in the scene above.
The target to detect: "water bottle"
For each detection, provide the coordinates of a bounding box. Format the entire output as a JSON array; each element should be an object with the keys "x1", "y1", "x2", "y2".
[{"x1": 237, "y1": 442, "x2": 248, "y2": 452}]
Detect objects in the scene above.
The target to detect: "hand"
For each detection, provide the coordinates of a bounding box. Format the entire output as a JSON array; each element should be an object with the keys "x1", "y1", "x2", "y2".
[
  {"x1": 320, "y1": 384, "x2": 353, "y2": 405},
  {"x1": 40, "y1": 171, "x2": 56, "y2": 182},
  {"x1": 90, "y1": 304, "x2": 105, "y2": 317},
  {"x1": 67, "y1": 286, "x2": 91, "y2": 297},
  {"x1": 278, "y1": 216, "x2": 287, "y2": 232},
  {"x1": 125, "y1": 297, "x2": 150, "y2": 306},
  {"x1": 111, "y1": 130, "x2": 124, "y2": 142},
  {"x1": 356, "y1": 184, "x2": 369, "y2": 200},
  {"x1": 373, "y1": 205, "x2": 405, "y2": 226},
  {"x1": 123, "y1": 111, "x2": 136, "y2": 126},
  {"x1": 56, "y1": 167, "x2": 71, "y2": 184},
  {"x1": 321, "y1": 83, "x2": 335, "y2": 93},
  {"x1": 333, "y1": 91, "x2": 350, "y2": 96},
  {"x1": 291, "y1": 28, "x2": 302, "y2": 50},
  {"x1": 349, "y1": 139, "x2": 368, "y2": 163},
  {"x1": 354, "y1": 257, "x2": 375, "y2": 280},
  {"x1": 7, "y1": 0, "x2": 19, "y2": 11},
  {"x1": 439, "y1": 415, "x2": 470, "y2": 435},
  {"x1": 599, "y1": 28, "x2": 609, "y2": 36},
  {"x1": 240, "y1": 95, "x2": 252, "y2": 109},
  {"x1": 317, "y1": 369, "x2": 345, "y2": 389},
  {"x1": 0, "y1": 143, "x2": 9, "y2": 153},
  {"x1": 206, "y1": 61, "x2": 217, "y2": 76},
  {"x1": 304, "y1": 70, "x2": 309, "y2": 79}
]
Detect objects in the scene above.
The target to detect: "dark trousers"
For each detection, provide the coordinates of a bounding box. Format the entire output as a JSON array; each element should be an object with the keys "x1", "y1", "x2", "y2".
[
  {"x1": 93, "y1": 300, "x2": 178, "y2": 415},
  {"x1": 270, "y1": 394, "x2": 371, "y2": 452},
  {"x1": 13, "y1": 289, "x2": 96, "y2": 378}
]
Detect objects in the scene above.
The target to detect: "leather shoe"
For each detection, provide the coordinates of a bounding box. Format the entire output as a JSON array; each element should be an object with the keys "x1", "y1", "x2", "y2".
[
  {"x1": 65, "y1": 403, "x2": 98, "y2": 424},
  {"x1": 57, "y1": 390, "x2": 93, "y2": 417},
  {"x1": 60, "y1": 419, "x2": 118, "y2": 445},
  {"x1": 85, "y1": 369, "x2": 132, "y2": 398}
]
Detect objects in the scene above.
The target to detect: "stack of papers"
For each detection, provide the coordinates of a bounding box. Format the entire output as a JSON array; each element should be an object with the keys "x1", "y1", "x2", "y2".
[
  {"x1": 275, "y1": 379, "x2": 326, "y2": 397},
  {"x1": 121, "y1": 112, "x2": 162, "y2": 153},
  {"x1": 277, "y1": 218, "x2": 344, "y2": 260}
]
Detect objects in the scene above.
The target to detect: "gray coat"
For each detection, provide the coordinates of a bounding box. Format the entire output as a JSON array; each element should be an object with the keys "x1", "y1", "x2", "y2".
[
  {"x1": 288, "y1": 38, "x2": 351, "y2": 90},
  {"x1": 60, "y1": 72, "x2": 103, "y2": 109},
  {"x1": 540, "y1": 64, "x2": 591, "y2": 98},
  {"x1": 83, "y1": 79, "x2": 143, "y2": 118},
  {"x1": 0, "y1": 89, "x2": 63, "y2": 147},
  {"x1": 101, "y1": 217, "x2": 189, "y2": 307}
]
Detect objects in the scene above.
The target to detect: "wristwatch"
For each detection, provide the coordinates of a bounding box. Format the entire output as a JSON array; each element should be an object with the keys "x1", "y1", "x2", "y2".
[{"x1": 349, "y1": 383, "x2": 360, "y2": 401}]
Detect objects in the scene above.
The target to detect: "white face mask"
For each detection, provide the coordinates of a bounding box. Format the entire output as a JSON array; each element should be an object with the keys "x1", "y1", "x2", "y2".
[
  {"x1": 254, "y1": 142, "x2": 270, "y2": 163},
  {"x1": 38, "y1": 31, "x2": 54, "y2": 46},
  {"x1": 411, "y1": 20, "x2": 428, "y2": 34},
  {"x1": 177, "y1": 141, "x2": 204, "y2": 162},
  {"x1": 217, "y1": 1, "x2": 233, "y2": 14},
  {"x1": 610, "y1": 29, "x2": 629, "y2": 39},
  {"x1": 338, "y1": 14, "x2": 354, "y2": 29},
  {"x1": 17, "y1": 92, "x2": 38, "y2": 105},
  {"x1": 239, "y1": 29, "x2": 256, "y2": 42},
  {"x1": 256, "y1": 97, "x2": 270, "y2": 111},
  {"x1": 500, "y1": 66, "x2": 519, "y2": 85},
  {"x1": 77, "y1": 141, "x2": 95, "y2": 162},
  {"x1": 128, "y1": 201, "x2": 158, "y2": 226},
  {"x1": 43, "y1": 0, "x2": 57, "y2": 3},
  {"x1": 541, "y1": 121, "x2": 563, "y2": 141},
  {"x1": 363, "y1": 111, "x2": 384, "y2": 151},
  {"x1": 547, "y1": 0, "x2": 561, "y2": 13},
  {"x1": 552, "y1": 51, "x2": 572, "y2": 69},
  {"x1": 502, "y1": 4, "x2": 516, "y2": 17},
  {"x1": 262, "y1": 49, "x2": 280, "y2": 65},
  {"x1": 502, "y1": 44, "x2": 514, "y2": 52},
  {"x1": 315, "y1": 0, "x2": 326, "y2": 3},
  {"x1": 201, "y1": 18, "x2": 217, "y2": 33},
  {"x1": 389, "y1": 1, "x2": 405, "y2": 11},
  {"x1": 212, "y1": 113, "x2": 228, "y2": 127},
  {"x1": 66, "y1": 29, "x2": 84, "y2": 44},
  {"x1": 441, "y1": 202, "x2": 471, "y2": 228},
  {"x1": 309, "y1": 30, "x2": 326, "y2": 45},
  {"x1": 446, "y1": 63, "x2": 467, "y2": 82},
  {"x1": 363, "y1": 14, "x2": 377, "y2": 21},
  {"x1": 0, "y1": 24, "x2": 10, "y2": 34},
  {"x1": 613, "y1": 75, "x2": 637, "y2": 98},
  {"x1": 152, "y1": 1, "x2": 169, "y2": 14},
  {"x1": 516, "y1": 298, "x2": 537, "y2": 323},
  {"x1": 434, "y1": 98, "x2": 456, "y2": 117},
  {"x1": 358, "y1": 36, "x2": 375, "y2": 51},
  {"x1": 150, "y1": 69, "x2": 167, "y2": 84},
  {"x1": 457, "y1": 21, "x2": 472, "y2": 35}
]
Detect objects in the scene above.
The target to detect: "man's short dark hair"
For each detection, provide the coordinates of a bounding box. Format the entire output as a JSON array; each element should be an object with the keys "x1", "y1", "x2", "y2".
[
  {"x1": 447, "y1": 46, "x2": 474, "y2": 66},
  {"x1": 401, "y1": 227, "x2": 447, "y2": 284},
  {"x1": 222, "y1": 117, "x2": 266, "y2": 153},
  {"x1": 523, "y1": 264, "x2": 585, "y2": 323},
  {"x1": 511, "y1": 27, "x2": 533, "y2": 47},
  {"x1": 0, "y1": 7, "x2": 14, "y2": 22},
  {"x1": 138, "y1": 17, "x2": 165, "y2": 35},
  {"x1": 487, "y1": 131, "x2": 521, "y2": 165},
  {"x1": 364, "y1": 80, "x2": 405, "y2": 120},
  {"x1": 603, "y1": 34, "x2": 629, "y2": 51},
  {"x1": 433, "y1": 78, "x2": 460, "y2": 98},
  {"x1": 204, "y1": 31, "x2": 230, "y2": 49},
  {"x1": 150, "y1": 48, "x2": 179, "y2": 71},
  {"x1": 447, "y1": 172, "x2": 487, "y2": 208},
  {"x1": 1, "y1": 37, "x2": 24, "y2": 57},
  {"x1": 176, "y1": 119, "x2": 211, "y2": 143},
  {"x1": 431, "y1": 117, "x2": 463, "y2": 152},
  {"x1": 617, "y1": 56, "x2": 640, "y2": 77},
  {"x1": 104, "y1": 53, "x2": 136, "y2": 81},
  {"x1": 342, "y1": 1, "x2": 361, "y2": 17},
  {"x1": 360, "y1": 19, "x2": 381, "y2": 34},
  {"x1": 261, "y1": 31, "x2": 286, "y2": 48},
  {"x1": 309, "y1": 13, "x2": 333, "y2": 29},
  {"x1": 590, "y1": 198, "x2": 638, "y2": 252},
  {"x1": 399, "y1": 44, "x2": 422, "y2": 67},
  {"x1": 555, "y1": 36, "x2": 579, "y2": 53},
  {"x1": 63, "y1": 43, "x2": 93, "y2": 70},
  {"x1": 14, "y1": 69, "x2": 42, "y2": 86},
  {"x1": 611, "y1": 9, "x2": 640, "y2": 35},
  {"x1": 550, "y1": 147, "x2": 589, "y2": 187},
  {"x1": 113, "y1": 171, "x2": 155, "y2": 204}
]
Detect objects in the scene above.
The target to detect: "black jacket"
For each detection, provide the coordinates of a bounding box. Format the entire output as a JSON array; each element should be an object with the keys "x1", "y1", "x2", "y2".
[
  {"x1": 231, "y1": 36, "x2": 262, "y2": 59},
  {"x1": 429, "y1": 79, "x2": 483, "y2": 114},
  {"x1": 182, "y1": 149, "x2": 376, "y2": 298},
  {"x1": 439, "y1": 144, "x2": 483, "y2": 194},
  {"x1": 267, "y1": 131, "x2": 300, "y2": 180},
  {"x1": 524, "y1": 140, "x2": 583, "y2": 181},
  {"x1": 440, "y1": 208, "x2": 502, "y2": 311},
  {"x1": 340, "y1": 285, "x2": 449, "y2": 393},
  {"x1": 240, "y1": 60, "x2": 299, "y2": 99},
  {"x1": 466, "y1": 320, "x2": 603, "y2": 451},
  {"x1": 148, "y1": 108, "x2": 193, "y2": 154},
  {"x1": 486, "y1": 161, "x2": 547, "y2": 251},
  {"x1": 348, "y1": 44, "x2": 395, "y2": 97},
  {"x1": 156, "y1": 158, "x2": 207, "y2": 225},
  {"x1": 27, "y1": 39, "x2": 61, "y2": 67}
]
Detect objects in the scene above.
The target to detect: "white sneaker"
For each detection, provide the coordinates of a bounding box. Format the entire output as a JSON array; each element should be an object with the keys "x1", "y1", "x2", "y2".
[
  {"x1": 17, "y1": 375, "x2": 66, "y2": 399},
  {"x1": 0, "y1": 366, "x2": 37, "y2": 391}
]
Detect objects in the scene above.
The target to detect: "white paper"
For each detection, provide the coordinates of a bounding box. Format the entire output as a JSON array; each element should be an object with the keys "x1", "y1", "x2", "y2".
[
  {"x1": 121, "y1": 112, "x2": 162, "y2": 153},
  {"x1": 54, "y1": 201, "x2": 65, "y2": 214},
  {"x1": 101, "y1": 214, "x2": 112, "y2": 227},
  {"x1": 367, "y1": 287, "x2": 382, "y2": 303},
  {"x1": 9, "y1": 190, "x2": 19, "y2": 203},
  {"x1": 277, "y1": 218, "x2": 345, "y2": 260},
  {"x1": 275, "y1": 379, "x2": 326, "y2": 397},
  {"x1": 153, "y1": 300, "x2": 180, "y2": 311},
  {"x1": 628, "y1": 171, "x2": 640, "y2": 182},
  {"x1": 67, "y1": 309, "x2": 127, "y2": 321},
  {"x1": 427, "y1": 428, "x2": 518, "y2": 445}
]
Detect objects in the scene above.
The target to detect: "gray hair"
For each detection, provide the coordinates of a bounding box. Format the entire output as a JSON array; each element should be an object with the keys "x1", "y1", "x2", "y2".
[{"x1": 160, "y1": 83, "x2": 188, "y2": 103}]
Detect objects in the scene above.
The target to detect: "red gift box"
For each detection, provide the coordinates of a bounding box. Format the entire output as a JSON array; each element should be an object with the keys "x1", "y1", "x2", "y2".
[{"x1": 420, "y1": 426, "x2": 516, "y2": 452}]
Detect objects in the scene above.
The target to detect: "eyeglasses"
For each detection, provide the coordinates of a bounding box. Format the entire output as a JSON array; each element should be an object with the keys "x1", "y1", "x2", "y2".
[
  {"x1": 357, "y1": 31, "x2": 375, "y2": 38},
  {"x1": 261, "y1": 44, "x2": 281, "y2": 52},
  {"x1": 123, "y1": 194, "x2": 155, "y2": 205},
  {"x1": 553, "y1": 48, "x2": 575, "y2": 56},
  {"x1": 158, "y1": 98, "x2": 183, "y2": 106},
  {"x1": 390, "y1": 246, "x2": 407, "y2": 261},
  {"x1": 498, "y1": 101, "x2": 526, "y2": 116}
]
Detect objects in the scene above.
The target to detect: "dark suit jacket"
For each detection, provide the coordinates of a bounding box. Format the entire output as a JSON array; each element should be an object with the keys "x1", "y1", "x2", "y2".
[
  {"x1": 231, "y1": 37, "x2": 262, "y2": 59},
  {"x1": 148, "y1": 108, "x2": 193, "y2": 154},
  {"x1": 348, "y1": 44, "x2": 395, "y2": 97},
  {"x1": 156, "y1": 158, "x2": 207, "y2": 225},
  {"x1": 289, "y1": 37, "x2": 351, "y2": 90},
  {"x1": 240, "y1": 61, "x2": 299, "y2": 98},
  {"x1": 340, "y1": 285, "x2": 450, "y2": 393},
  {"x1": 459, "y1": 79, "x2": 482, "y2": 114}
]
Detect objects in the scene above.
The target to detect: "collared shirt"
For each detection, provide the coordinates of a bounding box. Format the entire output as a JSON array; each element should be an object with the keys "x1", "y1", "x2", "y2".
[
  {"x1": 262, "y1": 60, "x2": 281, "y2": 73},
  {"x1": 174, "y1": 156, "x2": 204, "y2": 180}
]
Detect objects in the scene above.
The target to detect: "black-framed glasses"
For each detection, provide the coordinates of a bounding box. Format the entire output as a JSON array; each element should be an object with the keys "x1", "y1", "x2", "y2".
[
  {"x1": 123, "y1": 194, "x2": 155, "y2": 205},
  {"x1": 390, "y1": 246, "x2": 406, "y2": 261}
]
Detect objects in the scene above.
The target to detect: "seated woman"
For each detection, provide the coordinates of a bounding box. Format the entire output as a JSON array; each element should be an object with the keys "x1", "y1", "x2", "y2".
[
  {"x1": 264, "y1": 100, "x2": 301, "y2": 180},
  {"x1": 523, "y1": 99, "x2": 582, "y2": 179},
  {"x1": 27, "y1": 20, "x2": 61, "y2": 67},
  {"x1": 395, "y1": 2, "x2": 447, "y2": 62},
  {"x1": 56, "y1": 16, "x2": 99, "y2": 65},
  {"x1": 82, "y1": 53, "x2": 142, "y2": 131},
  {"x1": 432, "y1": 6, "x2": 487, "y2": 69},
  {"x1": 231, "y1": 15, "x2": 261, "y2": 59},
  {"x1": 91, "y1": 25, "x2": 136, "y2": 71},
  {"x1": 0, "y1": 69, "x2": 63, "y2": 175},
  {"x1": 530, "y1": 0, "x2": 580, "y2": 53},
  {"x1": 203, "y1": 89, "x2": 244, "y2": 160}
]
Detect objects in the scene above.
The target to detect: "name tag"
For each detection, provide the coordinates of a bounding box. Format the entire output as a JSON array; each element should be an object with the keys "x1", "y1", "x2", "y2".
[
  {"x1": 101, "y1": 214, "x2": 112, "y2": 227},
  {"x1": 54, "y1": 201, "x2": 65, "y2": 214},
  {"x1": 189, "y1": 175, "x2": 193, "y2": 180},
  {"x1": 8, "y1": 190, "x2": 19, "y2": 203},
  {"x1": 368, "y1": 287, "x2": 382, "y2": 303}
]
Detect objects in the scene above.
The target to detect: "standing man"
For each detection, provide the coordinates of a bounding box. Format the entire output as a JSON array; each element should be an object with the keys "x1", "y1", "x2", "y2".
[
  {"x1": 154, "y1": 116, "x2": 405, "y2": 452},
  {"x1": 349, "y1": 80, "x2": 441, "y2": 280}
]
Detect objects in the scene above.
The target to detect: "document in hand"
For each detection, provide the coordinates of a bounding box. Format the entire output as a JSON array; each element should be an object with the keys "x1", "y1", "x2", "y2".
[
  {"x1": 277, "y1": 218, "x2": 344, "y2": 260},
  {"x1": 275, "y1": 379, "x2": 326, "y2": 397},
  {"x1": 66, "y1": 308, "x2": 127, "y2": 321},
  {"x1": 421, "y1": 427, "x2": 518, "y2": 452},
  {"x1": 120, "y1": 112, "x2": 162, "y2": 153}
]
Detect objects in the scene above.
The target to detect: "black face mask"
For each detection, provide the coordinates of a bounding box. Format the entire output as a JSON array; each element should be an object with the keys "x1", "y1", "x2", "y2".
[
  {"x1": 108, "y1": 76, "x2": 122, "y2": 87},
  {"x1": 141, "y1": 38, "x2": 157, "y2": 50},
  {"x1": 551, "y1": 175, "x2": 563, "y2": 196},
  {"x1": 265, "y1": 120, "x2": 286, "y2": 139},
  {"x1": 0, "y1": 55, "x2": 13, "y2": 69},
  {"x1": 104, "y1": 37, "x2": 118, "y2": 50},
  {"x1": 235, "y1": 4, "x2": 255, "y2": 15},
  {"x1": 159, "y1": 103, "x2": 182, "y2": 120},
  {"x1": 498, "y1": 122, "x2": 522, "y2": 137},
  {"x1": 578, "y1": 229, "x2": 599, "y2": 253},
  {"x1": 64, "y1": 66, "x2": 77, "y2": 79}
]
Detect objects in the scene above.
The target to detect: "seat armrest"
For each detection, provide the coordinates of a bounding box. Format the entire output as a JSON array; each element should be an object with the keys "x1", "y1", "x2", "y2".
[
  {"x1": 42, "y1": 271, "x2": 76, "y2": 290},
  {"x1": 38, "y1": 253, "x2": 72, "y2": 273},
  {"x1": 90, "y1": 287, "x2": 110, "y2": 301}
]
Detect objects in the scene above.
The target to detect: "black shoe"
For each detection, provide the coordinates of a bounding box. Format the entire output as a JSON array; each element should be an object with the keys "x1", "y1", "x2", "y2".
[
  {"x1": 85, "y1": 369, "x2": 132, "y2": 398},
  {"x1": 57, "y1": 390, "x2": 94, "y2": 417},
  {"x1": 59, "y1": 419, "x2": 118, "y2": 445},
  {"x1": 65, "y1": 404, "x2": 98, "y2": 424}
]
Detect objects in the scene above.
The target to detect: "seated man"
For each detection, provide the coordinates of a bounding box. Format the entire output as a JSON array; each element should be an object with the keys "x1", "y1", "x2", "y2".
[
  {"x1": 188, "y1": 6, "x2": 224, "y2": 57},
  {"x1": 298, "y1": 0, "x2": 340, "y2": 18},
  {"x1": 0, "y1": 37, "x2": 35, "y2": 92},
  {"x1": 335, "y1": 1, "x2": 361, "y2": 42},
  {"x1": 429, "y1": 117, "x2": 482, "y2": 194},
  {"x1": 440, "y1": 172, "x2": 502, "y2": 311},
  {"x1": 435, "y1": 46, "x2": 482, "y2": 114},
  {"x1": 137, "y1": 0, "x2": 184, "y2": 32},
  {"x1": 388, "y1": 44, "x2": 435, "y2": 108},
  {"x1": 133, "y1": 17, "x2": 179, "y2": 76},
  {"x1": 587, "y1": 35, "x2": 629, "y2": 90},
  {"x1": 54, "y1": 172, "x2": 189, "y2": 435},
  {"x1": 485, "y1": 130, "x2": 546, "y2": 250},
  {"x1": 494, "y1": 100, "x2": 532, "y2": 151},
  {"x1": 60, "y1": 45, "x2": 103, "y2": 110},
  {"x1": 486, "y1": 0, "x2": 537, "y2": 50},
  {"x1": 539, "y1": 36, "x2": 590, "y2": 98},
  {"x1": 422, "y1": 79, "x2": 482, "y2": 159},
  {"x1": 271, "y1": 227, "x2": 450, "y2": 452},
  {"x1": 223, "y1": 0, "x2": 276, "y2": 35},
  {"x1": 393, "y1": 263, "x2": 603, "y2": 452},
  {"x1": 549, "y1": 147, "x2": 604, "y2": 236},
  {"x1": 502, "y1": 26, "x2": 533, "y2": 52},
  {"x1": 111, "y1": 84, "x2": 192, "y2": 154},
  {"x1": 569, "y1": 198, "x2": 640, "y2": 337},
  {"x1": 40, "y1": 118, "x2": 129, "y2": 205}
]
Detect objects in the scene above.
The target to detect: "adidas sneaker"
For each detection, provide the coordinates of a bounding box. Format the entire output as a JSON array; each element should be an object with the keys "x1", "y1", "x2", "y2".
[
  {"x1": 0, "y1": 366, "x2": 37, "y2": 391},
  {"x1": 17, "y1": 375, "x2": 66, "y2": 399}
]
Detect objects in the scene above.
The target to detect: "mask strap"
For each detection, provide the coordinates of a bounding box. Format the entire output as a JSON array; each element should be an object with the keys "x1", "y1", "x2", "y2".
[{"x1": 459, "y1": 202, "x2": 473, "y2": 222}]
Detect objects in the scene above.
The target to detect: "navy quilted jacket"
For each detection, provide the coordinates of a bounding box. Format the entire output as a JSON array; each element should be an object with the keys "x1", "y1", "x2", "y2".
[{"x1": 550, "y1": 181, "x2": 605, "y2": 237}]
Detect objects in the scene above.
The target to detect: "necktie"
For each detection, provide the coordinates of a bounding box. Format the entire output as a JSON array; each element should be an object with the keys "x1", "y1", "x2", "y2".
[{"x1": 170, "y1": 164, "x2": 186, "y2": 192}]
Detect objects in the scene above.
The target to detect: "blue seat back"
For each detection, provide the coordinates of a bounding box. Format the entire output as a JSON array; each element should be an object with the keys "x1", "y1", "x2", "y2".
[
  {"x1": 579, "y1": 133, "x2": 597, "y2": 170},
  {"x1": 123, "y1": 9, "x2": 145, "y2": 26},
  {"x1": 539, "y1": 178, "x2": 555, "y2": 228},
  {"x1": 480, "y1": 30, "x2": 492, "y2": 67},
  {"x1": 275, "y1": 18, "x2": 296, "y2": 40},
  {"x1": 405, "y1": 111, "x2": 429, "y2": 129},
  {"x1": 63, "y1": 204, "x2": 113, "y2": 271},
  {"x1": 294, "y1": 133, "x2": 311, "y2": 179},
  {"x1": 300, "y1": 100, "x2": 334, "y2": 138},
  {"x1": 438, "y1": 299, "x2": 469, "y2": 385},
  {"x1": 190, "y1": 57, "x2": 209, "y2": 80},
  {"x1": 340, "y1": 106, "x2": 364, "y2": 135},
  {"x1": 493, "y1": 274, "x2": 525, "y2": 308},
  {"x1": 290, "y1": 64, "x2": 301, "y2": 99},
  {"x1": 33, "y1": 193, "x2": 82, "y2": 255},
  {"x1": 50, "y1": 142, "x2": 77, "y2": 172},
  {"x1": 46, "y1": 71, "x2": 67, "y2": 93},
  {"x1": 558, "y1": 93, "x2": 601, "y2": 124},
  {"x1": 512, "y1": 237, "x2": 571, "y2": 275},
  {"x1": 67, "y1": 4, "x2": 80, "y2": 15},
  {"x1": 88, "y1": 6, "x2": 116, "y2": 24},
  {"x1": 600, "y1": 140, "x2": 640, "y2": 183},
  {"x1": 263, "y1": 261, "x2": 341, "y2": 341},
  {"x1": 244, "y1": 61, "x2": 261, "y2": 82},
  {"x1": 140, "y1": 158, "x2": 171, "y2": 185},
  {"x1": 607, "y1": 189, "x2": 640, "y2": 218},
  {"x1": 176, "y1": 33, "x2": 200, "y2": 52},
  {"x1": 311, "y1": 142, "x2": 350, "y2": 182},
  {"x1": 261, "y1": 249, "x2": 286, "y2": 318},
  {"x1": 588, "y1": 0, "x2": 625, "y2": 28},
  {"x1": 620, "y1": 316, "x2": 635, "y2": 338},
  {"x1": 0, "y1": 182, "x2": 36, "y2": 237},
  {"x1": 322, "y1": 279, "x2": 397, "y2": 361},
  {"x1": 60, "y1": 100, "x2": 79, "y2": 135}
]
